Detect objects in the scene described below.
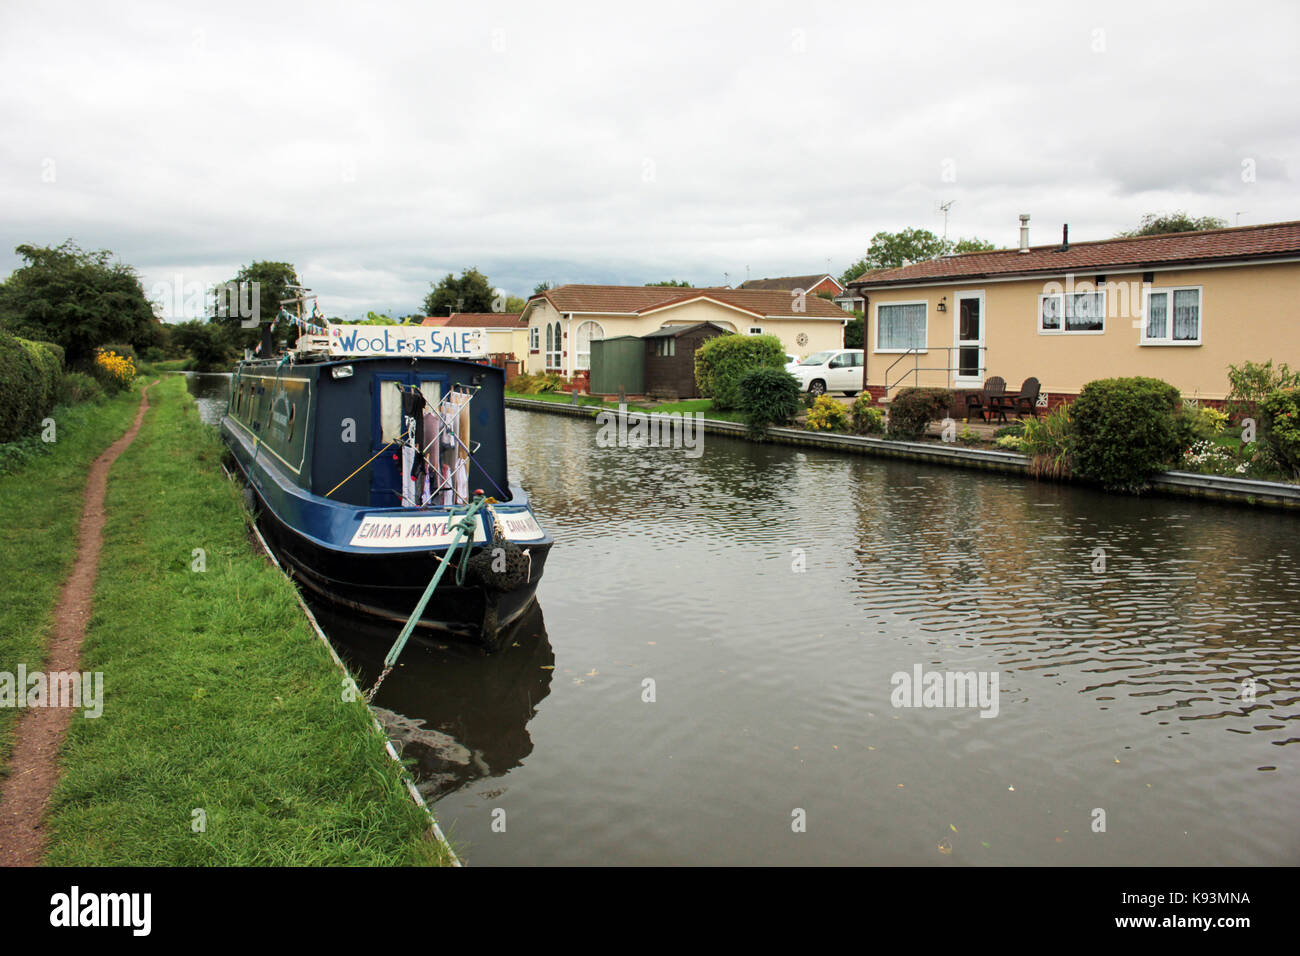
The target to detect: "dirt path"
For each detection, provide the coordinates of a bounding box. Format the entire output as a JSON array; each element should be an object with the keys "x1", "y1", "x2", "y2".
[{"x1": 0, "y1": 382, "x2": 155, "y2": 866}]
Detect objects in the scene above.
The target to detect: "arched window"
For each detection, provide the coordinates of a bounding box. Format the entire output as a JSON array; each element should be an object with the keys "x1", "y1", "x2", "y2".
[
  {"x1": 574, "y1": 320, "x2": 604, "y2": 371},
  {"x1": 548, "y1": 321, "x2": 562, "y2": 370}
]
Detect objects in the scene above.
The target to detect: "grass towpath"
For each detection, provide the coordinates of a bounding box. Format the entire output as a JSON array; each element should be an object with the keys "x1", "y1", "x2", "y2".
[
  {"x1": 0, "y1": 387, "x2": 144, "y2": 779},
  {"x1": 37, "y1": 376, "x2": 452, "y2": 865}
]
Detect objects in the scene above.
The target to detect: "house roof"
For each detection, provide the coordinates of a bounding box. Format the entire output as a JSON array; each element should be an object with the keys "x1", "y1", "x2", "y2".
[
  {"x1": 527, "y1": 284, "x2": 848, "y2": 319},
  {"x1": 847, "y1": 220, "x2": 1300, "y2": 288},
  {"x1": 419, "y1": 316, "x2": 451, "y2": 326},
  {"x1": 641, "y1": 321, "x2": 733, "y2": 338},
  {"x1": 442, "y1": 312, "x2": 525, "y2": 328},
  {"x1": 738, "y1": 273, "x2": 844, "y2": 292}
]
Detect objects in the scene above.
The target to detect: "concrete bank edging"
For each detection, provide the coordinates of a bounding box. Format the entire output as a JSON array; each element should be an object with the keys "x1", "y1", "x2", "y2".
[{"x1": 504, "y1": 396, "x2": 1300, "y2": 511}]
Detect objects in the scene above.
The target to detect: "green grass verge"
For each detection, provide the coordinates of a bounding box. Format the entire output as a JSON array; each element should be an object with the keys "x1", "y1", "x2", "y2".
[
  {"x1": 505, "y1": 391, "x2": 746, "y2": 422},
  {"x1": 42, "y1": 376, "x2": 452, "y2": 865},
  {"x1": 0, "y1": 388, "x2": 144, "y2": 777}
]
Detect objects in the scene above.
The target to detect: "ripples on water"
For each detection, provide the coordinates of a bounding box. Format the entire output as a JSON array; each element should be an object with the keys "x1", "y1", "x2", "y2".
[{"x1": 189, "y1": 375, "x2": 1300, "y2": 865}]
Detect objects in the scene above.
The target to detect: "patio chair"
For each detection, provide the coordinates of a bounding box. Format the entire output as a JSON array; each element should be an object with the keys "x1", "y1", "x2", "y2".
[
  {"x1": 1007, "y1": 377, "x2": 1042, "y2": 418},
  {"x1": 964, "y1": 376, "x2": 1007, "y2": 423}
]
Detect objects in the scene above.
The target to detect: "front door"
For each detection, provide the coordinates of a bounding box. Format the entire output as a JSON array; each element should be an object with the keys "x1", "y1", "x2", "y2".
[
  {"x1": 954, "y1": 291, "x2": 985, "y2": 386},
  {"x1": 370, "y1": 372, "x2": 445, "y2": 508}
]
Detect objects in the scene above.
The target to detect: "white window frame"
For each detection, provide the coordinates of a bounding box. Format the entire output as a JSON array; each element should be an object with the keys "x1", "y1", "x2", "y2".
[
  {"x1": 1038, "y1": 290, "x2": 1107, "y2": 335},
  {"x1": 874, "y1": 300, "x2": 928, "y2": 353},
  {"x1": 546, "y1": 321, "x2": 562, "y2": 370},
  {"x1": 529, "y1": 326, "x2": 540, "y2": 351},
  {"x1": 1141, "y1": 286, "x2": 1203, "y2": 346},
  {"x1": 747, "y1": 326, "x2": 764, "y2": 335},
  {"x1": 574, "y1": 320, "x2": 604, "y2": 371}
]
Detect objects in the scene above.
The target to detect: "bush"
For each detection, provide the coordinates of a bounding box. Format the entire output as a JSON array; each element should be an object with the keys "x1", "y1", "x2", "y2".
[
  {"x1": 1020, "y1": 404, "x2": 1073, "y2": 478},
  {"x1": 993, "y1": 420, "x2": 1026, "y2": 439},
  {"x1": 805, "y1": 395, "x2": 850, "y2": 431},
  {"x1": 694, "y1": 333, "x2": 786, "y2": 410},
  {"x1": 957, "y1": 424, "x2": 981, "y2": 446},
  {"x1": 1070, "y1": 377, "x2": 1181, "y2": 492},
  {"x1": 91, "y1": 347, "x2": 136, "y2": 394},
  {"x1": 57, "y1": 371, "x2": 105, "y2": 406},
  {"x1": 886, "y1": 388, "x2": 952, "y2": 441},
  {"x1": 1226, "y1": 359, "x2": 1300, "y2": 423},
  {"x1": 511, "y1": 372, "x2": 566, "y2": 395},
  {"x1": 1261, "y1": 387, "x2": 1300, "y2": 479},
  {"x1": 736, "y1": 366, "x2": 802, "y2": 437},
  {"x1": 850, "y1": 395, "x2": 884, "y2": 435},
  {"x1": 0, "y1": 331, "x2": 64, "y2": 443},
  {"x1": 995, "y1": 434, "x2": 1028, "y2": 451},
  {"x1": 1174, "y1": 402, "x2": 1228, "y2": 449}
]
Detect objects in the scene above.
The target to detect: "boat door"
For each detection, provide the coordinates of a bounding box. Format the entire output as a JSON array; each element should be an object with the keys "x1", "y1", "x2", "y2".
[{"x1": 370, "y1": 371, "x2": 446, "y2": 508}]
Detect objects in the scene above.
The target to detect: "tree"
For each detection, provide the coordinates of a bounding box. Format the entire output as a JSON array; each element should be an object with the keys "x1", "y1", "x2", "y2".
[
  {"x1": 0, "y1": 240, "x2": 158, "y2": 366},
  {"x1": 424, "y1": 268, "x2": 495, "y2": 316},
  {"x1": 646, "y1": 280, "x2": 691, "y2": 287},
  {"x1": 212, "y1": 260, "x2": 302, "y2": 354},
  {"x1": 170, "y1": 319, "x2": 232, "y2": 371},
  {"x1": 503, "y1": 295, "x2": 528, "y2": 314},
  {"x1": 843, "y1": 311, "x2": 865, "y2": 349},
  {"x1": 532, "y1": 281, "x2": 553, "y2": 296},
  {"x1": 840, "y1": 229, "x2": 999, "y2": 284},
  {"x1": 1117, "y1": 212, "x2": 1228, "y2": 238}
]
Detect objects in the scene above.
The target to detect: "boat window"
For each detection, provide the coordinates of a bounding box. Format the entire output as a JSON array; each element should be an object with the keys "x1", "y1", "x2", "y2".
[
  {"x1": 419, "y1": 380, "x2": 441, "y2": 409},
  {"x1": 380, "y1": 380, "x2": 403, "y2": 443}
]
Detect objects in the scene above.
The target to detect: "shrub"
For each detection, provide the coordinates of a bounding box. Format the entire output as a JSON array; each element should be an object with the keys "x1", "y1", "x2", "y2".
[
  {"x1": 850, "y1": 395, "x2": 884, "y2": 435},
  {"x1": 57, "y1": 371, "x2": 105, "y2": 406},
  {"x1": 0, "y1": 331, "x2": 64, "y2": 443},
  {"x1": 805, "y1": 395, "x2": 850, "y2": 431},
  {"x1": 995, "y1": 434, "x2": 1028, "y2": 452},
  {"x1": 993, "y1": 420, "x2": 1026, "y2": 439},
  {"x1": 1174, "y1": 402, "x2": 1228, "y2": 449},
  {"x1": 1020, "y1": 404, "x2": 1074, "y2": 479},
  {"x1": 736, "y1": 366, "x2": 802, "y2": 437},
  {"x1": 694, "y1": 333, "x2": 786, "y2": 410},
  {"x1": 510, "y1": 372, "x2": 566, "y2": 394},
  {"x1": 886, "y1": 388, "x2": 953, "y2": 440},
  {"x1": 1261, "y1": 387, "x2": 1300, "y2": 479},
  {"x1": 1226, "y1": 359, "x2": 1300, "y2": 423},
  {"x1": 957, "y1": 424, "x2": 981, "y2": 446},
  {"x1": 91, "y1": 347, "x2": 136, "y2": 394},
  {"x1": 1070, "y1": 377, "x2": 1181, "y2": 491}
]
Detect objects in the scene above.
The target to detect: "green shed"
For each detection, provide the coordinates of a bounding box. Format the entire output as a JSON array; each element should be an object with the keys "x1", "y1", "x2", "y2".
[{"x1": 589, "y1": 335, "x2": 645, "y2": 395}]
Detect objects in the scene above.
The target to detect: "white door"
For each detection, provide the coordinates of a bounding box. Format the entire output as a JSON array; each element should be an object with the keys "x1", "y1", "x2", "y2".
[{"x1": 953, "y1": 291, "x2": 985, "y2": 386}]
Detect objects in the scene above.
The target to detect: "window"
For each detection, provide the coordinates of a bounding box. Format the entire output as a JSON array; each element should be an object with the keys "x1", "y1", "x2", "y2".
[
  {"x1": 1039, "y1": 291, "x2": 1106, "y2": 334},
  {"x1": 876, "y1": 302, "x2": 927, "y2": 351},
  {"x1": 655, "y1": 337, "x2": 675, "y2": 357},
  {"x1": 529, "y1": 326, "x2": 540, "y2": 351},
  {"x1": 546, "y1": 321, "x2": 562, "y2": 370},
  {"x1": 748, "y1": 326, "x2": 764, "y2": 335},
  {"x1": 1142, "y1": 287, "x2": 1201, "y2": 345},
  {"x1": 574, "y1": 320, "x2": 604, "y2": 371}
]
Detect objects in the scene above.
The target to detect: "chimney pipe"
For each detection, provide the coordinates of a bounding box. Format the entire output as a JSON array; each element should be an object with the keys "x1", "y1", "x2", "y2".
[
  {"x1": 1060, "y1": 223, "x2": 1069, "y2": 251},
  {"x1": 1019, "y1": 214, "x2": 1030, "y2": 253}
]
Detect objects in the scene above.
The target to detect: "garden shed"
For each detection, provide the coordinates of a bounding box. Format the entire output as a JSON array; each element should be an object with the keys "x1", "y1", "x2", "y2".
[
  {"x1": 642, "y1": 323, "x2": 732, "y2": 400},
  {"x1": 589, "y1": 335, "x2": 644, "y2": 396}
]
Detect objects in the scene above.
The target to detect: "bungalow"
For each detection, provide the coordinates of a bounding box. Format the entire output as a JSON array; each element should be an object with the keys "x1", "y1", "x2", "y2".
[
  {"x1": 845, "y1": 217, "x2": 1300, "y2": 405},
  {"x1": 521, "y1": 284, "x2": 849, "y2": 381},
  {"x1": 738, "y1": 273, "x2": 845, "y2": 298}
]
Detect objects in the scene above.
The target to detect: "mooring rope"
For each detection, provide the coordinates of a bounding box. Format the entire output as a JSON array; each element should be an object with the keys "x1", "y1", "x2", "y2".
[{"x1": 365, "y1": 494, "x2": 487, "y2": 702}]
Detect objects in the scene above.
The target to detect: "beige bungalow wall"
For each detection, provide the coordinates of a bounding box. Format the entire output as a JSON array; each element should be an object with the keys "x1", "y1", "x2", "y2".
[
  {"x1": 863, "y1": 260, "x2": 1300, "y2": 401},
  {"x1": 524, "y1": 298, "x2": 846, "y2": 375}
]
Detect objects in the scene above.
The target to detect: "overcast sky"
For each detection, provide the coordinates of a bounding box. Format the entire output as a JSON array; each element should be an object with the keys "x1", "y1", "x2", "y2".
[{"x1": 2, "y1": 0, "x2": 1297, "y2": 319}]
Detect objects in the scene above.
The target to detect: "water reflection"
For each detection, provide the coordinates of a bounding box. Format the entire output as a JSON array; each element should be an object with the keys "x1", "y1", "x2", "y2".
[
  {"x1": 309, "y1": 601, "x2": 554, "y2": 801},
  {"x1": 183, "y1": 371, "x2": 231, "y2": 424}
]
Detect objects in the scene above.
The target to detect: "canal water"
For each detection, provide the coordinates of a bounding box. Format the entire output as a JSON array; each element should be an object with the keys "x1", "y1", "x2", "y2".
[{"x1": 187, "y1": 373, "x2": 1300, "y2": 866}]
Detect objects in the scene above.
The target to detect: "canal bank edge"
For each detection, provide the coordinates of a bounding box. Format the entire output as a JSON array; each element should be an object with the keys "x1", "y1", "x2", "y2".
[{"x1": 504, "y1": 396, "x2": 1300, "y2": 511}]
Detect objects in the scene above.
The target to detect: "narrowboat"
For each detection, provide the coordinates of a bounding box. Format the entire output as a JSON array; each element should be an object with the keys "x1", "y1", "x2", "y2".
[{"x1": 220, "y1": 323, "x2": 551, "y2": 651}]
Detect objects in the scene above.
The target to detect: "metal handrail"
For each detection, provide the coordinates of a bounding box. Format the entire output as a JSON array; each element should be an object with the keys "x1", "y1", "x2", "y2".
[{"x1": 883, "y1": 345, "x2": 988, "y2": 396}]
